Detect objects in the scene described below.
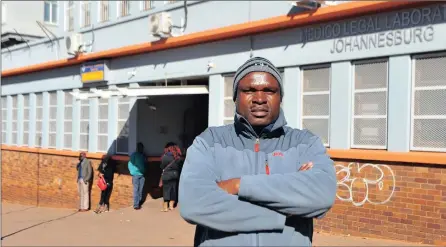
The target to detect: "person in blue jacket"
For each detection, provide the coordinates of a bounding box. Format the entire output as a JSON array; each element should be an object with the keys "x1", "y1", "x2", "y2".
[
  {"x1": 179, "y1": 57, "x2": 337, "y2": 247},
  {"x1": 128, "y1": 142, "x2": 147, "y2": 210}
]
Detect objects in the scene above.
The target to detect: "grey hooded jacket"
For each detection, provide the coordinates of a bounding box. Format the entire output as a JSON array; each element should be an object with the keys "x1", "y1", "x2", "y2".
[{"x1": 179, "y1": 109, "x2": 337, "y2": 246}]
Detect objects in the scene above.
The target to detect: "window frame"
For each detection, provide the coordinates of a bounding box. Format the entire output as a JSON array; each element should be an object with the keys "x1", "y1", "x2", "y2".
[
  {"x1": 1, "y1": 97, "x2": 7, "y2": 144},
  {"x1": 65, "y1": 1, "x2": 75, "y2": 31},
  {"x1": 2, "y1": 2, "x2": 6, "y2": 25},
  {"x1": 97, "y1": 98, "x2": 109, "y2": 152},
  {"x1": 300, "y1": 64, "x2": 331, "y2": 147},
  {"x1": 116, "y1": 96, "x2": 130, "y2": 155},
  {"x1": 117, "y1": 1, "x2": 131, "y2": 18},
  {"x1": 222, "y1": 74, "x2": 235, "y2": 125},
  {"x1": 98, "y1": 0, "x2": 110, "y2": 23},
  {"x1": 11, "y1": 96, "x2": 18, "y2": 146},
  {"x1": 48, "y1": 92, "x2": 58, "y2": 148},
  {"x1": 410, "y1": 52, "x2": 446, "y2": 152},
  {"x1": 80, "y1": 0, "x2": 92, "y2": 28},
  {"x1": 35, "y1": 93, "x2": 44, "y2": 147},
  {"x1": 140, "y1": 0, "x2": 153, "y2": 11},
  {"x1": 79, "y1": 98, "x2": 90, "y2": 151},
  {"x1": 350, "y1": 58, "x2": 389, "y2": 150},
  {"x1": 63, "y1": 91, "x2": 74, "y2": 150},
  {"x1": 44, "y1": 0, "x2": 59, "y2": 25},
  {"x1": 23, "y1": 95, "x2": 30, "y2": 147}
]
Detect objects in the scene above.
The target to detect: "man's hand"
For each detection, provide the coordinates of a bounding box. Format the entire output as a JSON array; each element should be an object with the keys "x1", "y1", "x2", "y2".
[
  {"x1": 217, "y1": 178, "x2": 240, "y2": 195},
  {"x1": 299, "y1": 162, "x2": 313, "y2": 171}
]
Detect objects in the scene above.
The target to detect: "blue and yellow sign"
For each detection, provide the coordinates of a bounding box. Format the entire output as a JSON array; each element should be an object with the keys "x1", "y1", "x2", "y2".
[{"x1": 80, "y1": 62, "x2": 106, "y2": 83}]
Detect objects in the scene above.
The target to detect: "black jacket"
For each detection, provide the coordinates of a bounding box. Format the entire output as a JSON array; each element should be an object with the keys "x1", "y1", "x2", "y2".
[{"x1": 97, "y1": 160, "x2": 115, "y2": 184}]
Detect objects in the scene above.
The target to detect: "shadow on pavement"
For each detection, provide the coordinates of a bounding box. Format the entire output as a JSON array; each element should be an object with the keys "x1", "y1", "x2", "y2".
[
  {"x1": 1, "y1": 211, "x2": 79, "y2": 240},
  {"x1": 1, "y1": 206, "x2": 37, "y2": 215}
]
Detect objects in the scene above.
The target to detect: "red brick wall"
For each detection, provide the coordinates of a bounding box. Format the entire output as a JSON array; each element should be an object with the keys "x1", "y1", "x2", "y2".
[
  {"x1": 1, "y1": 150, "x2": 164, "y2": 210},
  {"x1": 315, "y1": 160, "x2": 446, "y2": 246},
  {"x1": 2, "y1": 150, "x2": 445, "y2": 245}
]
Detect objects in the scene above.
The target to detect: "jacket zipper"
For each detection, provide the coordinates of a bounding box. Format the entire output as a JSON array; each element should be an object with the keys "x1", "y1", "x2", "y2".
[{"x1": 254, "y1": 138, "x2": 260, "y2": 247}]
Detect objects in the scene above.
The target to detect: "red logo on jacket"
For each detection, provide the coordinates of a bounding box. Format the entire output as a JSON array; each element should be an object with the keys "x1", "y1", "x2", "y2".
[{"x1": 272, "y1": 152, "x2": 283, "y2": 157}]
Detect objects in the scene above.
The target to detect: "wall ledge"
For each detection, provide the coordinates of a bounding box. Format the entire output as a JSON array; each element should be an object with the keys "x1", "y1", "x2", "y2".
[{"x1": 2, "y1": 145, "x2": 445, "y2": 165}]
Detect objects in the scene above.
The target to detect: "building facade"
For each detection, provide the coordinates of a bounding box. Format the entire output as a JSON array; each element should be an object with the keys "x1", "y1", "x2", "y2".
[
  {"x1": 1, "y1": 1, "x2": 62, "y2": 49},
  {"x1": 1, "y1": 1, "x2": 446, "y2": 245}
]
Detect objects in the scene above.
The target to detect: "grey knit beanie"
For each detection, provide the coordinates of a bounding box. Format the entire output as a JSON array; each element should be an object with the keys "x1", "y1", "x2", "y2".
[{"x1": 232, "y1": 57, "x2": 283, "y2": 102}]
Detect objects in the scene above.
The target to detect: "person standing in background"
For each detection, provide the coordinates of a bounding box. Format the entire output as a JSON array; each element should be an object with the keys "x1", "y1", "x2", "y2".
[
  {"x1": 95, "y1": 155, "x2": 115, "y2": 214},
  {"x1": 128, "y1": 142, "x2": 147, "y2": 210},
  {"x1": 77, "y1": 152, "x2": 93, "y2": 212},
  {"x1": 159, "y1": 142, "x2": 183, "y2": 212}
]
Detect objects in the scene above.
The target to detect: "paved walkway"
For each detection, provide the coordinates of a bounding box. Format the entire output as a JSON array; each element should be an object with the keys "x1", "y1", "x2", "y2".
[{"x1": 1, "y1": 201, "x2": 432, "y2": 246}]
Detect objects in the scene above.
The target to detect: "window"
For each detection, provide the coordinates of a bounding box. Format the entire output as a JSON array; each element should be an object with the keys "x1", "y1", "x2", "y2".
[
  {"x1": 223, "y1": 76, "x2": 235, "y2": 125},
  {"x1": 141, "y1": 0, "x2": 152, "y2": 11},
  {"x1": 80, "y1": 99, "x2": 89, "y2": 151},
  {"x1": 98, "y1": 98, "x2": 109, "y2": 152},
  {"x1": 118, "y1": 1, "x2": 131, "y2": 17},
  {"x1": 99, "y1": 1, "x2": 109, "y2": 22},
  {"x1": 64, "y1": 92, "x2": 73, "y2": 149},
  {"x1": 1, "y1": 97, "x2": 7, "y2": 144},
  {"x1": 23, "y1": 95, "x2": 30, "y2": 146},
  {"x1": 36, "y1": 94, "x2": 43, "y2": 147},
  {"x1": 65, "y1": 1, "x2": 74, "y2": 31},
  {"x1": 48, "y1": 92, "x2": 57, "y2": 148},
  {"x1": 352, "y1": 60, "x2": 388, "y2": 149},
  {"x1": 11, "y1": 96, "x2": 18, "y2": 145},
  {"x1": 117, "y1": 97, "x2": 130, "y2": 154},
  {"x1": 44, "y1": 1, "x2": 58, "y2": 24},
  {"x1": 411, "y1": 54, "x2": 446, "y2": 152},
  {"x1": 80, "y1": 1, "x2": 91, "y2": 28},
  {"x1": 164, "y1": 0, "x2": 177, "y2": 4},
  {"x1": 301, "y1": 66, "x2": 331, "y2": 146},
  {"x1": 2, "y1": 2, "x2": 6, "y2": 25}
]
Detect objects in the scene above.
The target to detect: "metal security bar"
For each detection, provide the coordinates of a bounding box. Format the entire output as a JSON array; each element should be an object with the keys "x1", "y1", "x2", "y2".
[
  {"x1": 351, "y1": 59, "x2": 389, "y2": 149},
  {"x1": 411, "y1": 53, "x2": 446, "y2": 152}
]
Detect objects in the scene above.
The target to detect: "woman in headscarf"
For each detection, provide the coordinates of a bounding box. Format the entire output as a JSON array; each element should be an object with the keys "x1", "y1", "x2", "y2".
[
  {"x1": 94, "y1": 155, "x2": 115, "y2": 214},
  {"x1": 159, "y1": 142, "x2": 183, "y2": 212}
]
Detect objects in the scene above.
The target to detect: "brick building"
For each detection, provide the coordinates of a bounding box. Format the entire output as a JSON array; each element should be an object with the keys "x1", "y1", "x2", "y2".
[{"x1": 1, "y1": 1, "x2": 445, "y2": 245}]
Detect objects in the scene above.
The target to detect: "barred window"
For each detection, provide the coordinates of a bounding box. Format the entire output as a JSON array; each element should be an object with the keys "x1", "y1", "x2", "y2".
[
  {"x1": 23, "y1": 95, "x2": 30, "y2": 146},
  {"x1": 80, "y1": 99, "x2": 89, "y2": 151},
  {"x1": 65, "y1": 1, "x2": 74, "y2": 31},
  {"x1": 223, "y1": 76, "x2": 235, "y2": 125},
  {"x1": 301, "y1": 65, "x2": 331, "y2": 146},
  {"x1": 35, "y1": 94, "x2": 43, "y2": 147},
  {"x1": 64, "y1": 92, "x2": 73, "y2": 149},
  {"x1": 98, "y1": 98, "x2": 109, "y2": 152},
  {"x1": 48, "y1": 92, "x2": 57, "y2": 148},
  {"x1": 1, "y1": 97, "x2": 7, "y2": 144},
  {"x1": 411, "y1": 54, "x2": 446, "y2": 152},
  {"x1": 11, "y1": 96, "x2": 18, "y2": 145},
  {"x1": 117, "y1": 97, "x2": 130, "y2": 154},
  {"x1": 80, "y1": 1, "x2": 91, "y2": 28},
  {"x1": 99, "y1": 0, "x2": 109, "y2": 22},
  {"x1": 141, "y1": 0, "x2": 152, "y2": 11},
  {"x1": 118, "y1": 1, "x2": 130, "y2": 17},
  {"x1": 352, "y1": 60, "x2": 388, "y2": 149}
]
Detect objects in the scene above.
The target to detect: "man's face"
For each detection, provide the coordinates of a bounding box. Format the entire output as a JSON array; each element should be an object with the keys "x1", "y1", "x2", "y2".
[{"x1": 236, "y1": 72, "x2": 281, "y2": 127}]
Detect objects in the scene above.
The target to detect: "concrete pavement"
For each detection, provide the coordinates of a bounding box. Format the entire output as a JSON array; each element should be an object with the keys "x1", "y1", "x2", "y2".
[{"x1": 1, "y1": 201, "x2": 433, "y2": 246}]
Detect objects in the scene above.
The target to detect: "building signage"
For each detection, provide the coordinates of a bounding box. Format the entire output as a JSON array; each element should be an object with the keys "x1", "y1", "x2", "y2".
[
  {"x1": 300, "y1": 5, "x2": 446, "y2": 54},
  {"x1": 80, "y1": 61, "x2": 107, "y2": 83}
]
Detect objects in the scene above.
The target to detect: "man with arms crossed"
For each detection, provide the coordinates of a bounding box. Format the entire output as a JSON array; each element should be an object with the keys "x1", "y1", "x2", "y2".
[{"x1": 179, "y1": 57, "x2": 337, "y2": 246}]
